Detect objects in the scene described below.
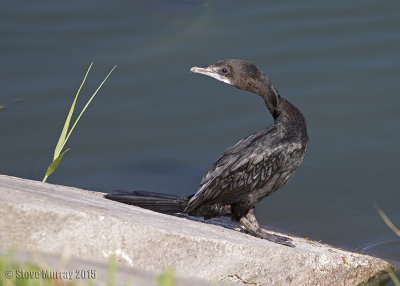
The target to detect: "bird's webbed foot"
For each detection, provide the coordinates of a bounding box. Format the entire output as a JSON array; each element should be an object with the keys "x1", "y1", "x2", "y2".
[{"x1": 239, "y1": 208, "x2": 295, "y2": 247}]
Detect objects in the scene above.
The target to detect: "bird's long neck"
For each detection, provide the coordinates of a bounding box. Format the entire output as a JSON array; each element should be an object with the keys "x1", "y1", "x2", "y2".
[
  {"x1": 256, "y1": 76, "x2": 308, "y2": 146},
  {"x1": 258, "y1": 75, "x2": 283, "y2": 120},
  {"x1": 258, "y1": 75, "x2": 306, "y2": 129}
]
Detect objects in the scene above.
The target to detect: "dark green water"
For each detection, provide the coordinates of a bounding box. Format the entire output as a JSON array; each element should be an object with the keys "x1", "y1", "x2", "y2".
[{"x1": 1, "y1": 0, "x2": 399, "y2": 270}]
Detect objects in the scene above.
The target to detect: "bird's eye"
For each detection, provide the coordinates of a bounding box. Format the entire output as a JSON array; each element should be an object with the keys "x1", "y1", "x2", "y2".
[{"x1": 222, "y1": 68, "x2": 228, "y2": 73}]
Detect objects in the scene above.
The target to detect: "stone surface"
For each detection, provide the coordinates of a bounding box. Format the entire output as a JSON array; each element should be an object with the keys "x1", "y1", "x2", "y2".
[{"x1": 0, "y1": 174, "x2": 395, "y2": 285}]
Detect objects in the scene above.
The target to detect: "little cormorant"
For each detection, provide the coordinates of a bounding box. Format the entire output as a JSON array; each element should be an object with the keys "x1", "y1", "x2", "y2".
[{"x1": 105, "y1": 59, "x2": 308, "y2": 247}]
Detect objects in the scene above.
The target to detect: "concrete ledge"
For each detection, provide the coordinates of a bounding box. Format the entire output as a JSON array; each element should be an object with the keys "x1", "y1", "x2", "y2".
[{"x1": 0, "y1": 174, "x2": 395, "y2": 285}]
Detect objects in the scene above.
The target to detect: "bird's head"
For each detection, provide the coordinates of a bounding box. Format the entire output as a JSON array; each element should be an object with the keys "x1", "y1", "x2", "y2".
[{"x1": 190, "y1": 59, "x2": 268, "y2": 94}]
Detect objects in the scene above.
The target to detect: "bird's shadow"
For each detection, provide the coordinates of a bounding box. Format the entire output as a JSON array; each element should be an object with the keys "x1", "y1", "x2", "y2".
[
  {"x1": 174, "y1": 213, "x2": 295, "y2": 247},
  {"x1": 174, "y1": 213, "x2": 245, "y2": 231},
  {"x1": 173, "y1": 213, "x2": 291, "y2": 237}
]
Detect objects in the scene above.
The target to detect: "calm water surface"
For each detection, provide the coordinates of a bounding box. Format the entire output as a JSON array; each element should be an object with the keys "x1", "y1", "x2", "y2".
[{"x1": 1, "y1": 0, "x2": 399, "y2": 271}]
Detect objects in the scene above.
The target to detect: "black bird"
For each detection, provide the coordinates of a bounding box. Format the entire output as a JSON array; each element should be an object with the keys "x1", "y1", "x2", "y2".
[{"x1": 105, "y1": 59, "x2": 308, "y2": 247}]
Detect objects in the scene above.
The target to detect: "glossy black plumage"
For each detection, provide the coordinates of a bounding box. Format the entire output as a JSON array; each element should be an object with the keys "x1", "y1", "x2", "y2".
[{"x1": 105, "y1": 59, "x2": 308, "y2": 247}]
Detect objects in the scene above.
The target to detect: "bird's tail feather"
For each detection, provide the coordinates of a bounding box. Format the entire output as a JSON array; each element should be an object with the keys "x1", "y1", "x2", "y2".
[{"x1": 105, "y1": 190, "x2": 189, "y2": 214}]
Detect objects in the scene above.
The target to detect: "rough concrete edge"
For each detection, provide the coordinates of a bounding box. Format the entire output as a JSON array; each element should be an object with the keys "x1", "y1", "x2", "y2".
[
  {"x1": 321, "y1": 243, "x2": 398, "y2": 286},
  {"x1": 357, "y1": 269, "x2": 391, "y2": 286},
  {"x1": 361, "y1": 254, "x2": 398, "y2": 286},
  {"x1": 0, "y1": 174, "x2": 397, "y2": 285}
]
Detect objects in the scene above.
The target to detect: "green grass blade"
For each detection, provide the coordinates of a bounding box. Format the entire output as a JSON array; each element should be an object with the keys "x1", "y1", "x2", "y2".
[
  {"x1": 53, "y1": 63, "x2": 93, "y2": 160},
  {"x1": 375, "y1": 205, "x2": 400, "y2": 237},
  {"x1": 157, "y1": 267, "x2": 175, "y2": 286},
  {"x1": 375, "y1": 205, "x2": 400, "y2": 285},
  {"x1": 42, "y1": 148, "x2": 70, "y2": 182},
  {"x1": 60, "y1": 65, "x2": 116, "y2": 153},
  {"x1": 107, "y1": 252, "x2": 116, "y2": 286},
  {"x1": 388, "y1": 270, "x2": 400, "y2": 286}
]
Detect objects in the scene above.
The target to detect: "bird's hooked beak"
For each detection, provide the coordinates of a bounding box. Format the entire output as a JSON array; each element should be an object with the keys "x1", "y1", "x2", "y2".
[{"x1": 190, "y1": 66, "x2": 231, "y2": 85}]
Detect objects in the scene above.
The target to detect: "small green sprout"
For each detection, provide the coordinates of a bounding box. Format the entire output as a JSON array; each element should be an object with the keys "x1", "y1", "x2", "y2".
[
  {"x1": 42, "y1": 63, "x2": 116, "y2": 183},
  {"x1": 156, "y1": 267, "x2": 175, "y2": 286},
  {"x1": 375, "y1": 204, "x2": 400, "y2": 286}
]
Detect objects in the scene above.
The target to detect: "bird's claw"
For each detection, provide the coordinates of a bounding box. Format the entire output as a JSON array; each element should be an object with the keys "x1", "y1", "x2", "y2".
[{"x1": 256, "y1": 229, "x2": 295, "y2": 247}]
